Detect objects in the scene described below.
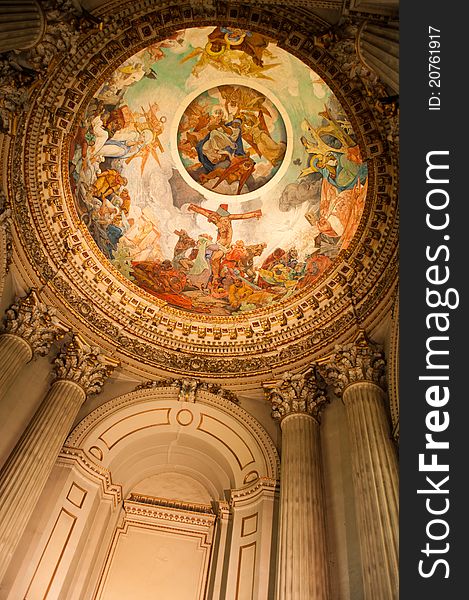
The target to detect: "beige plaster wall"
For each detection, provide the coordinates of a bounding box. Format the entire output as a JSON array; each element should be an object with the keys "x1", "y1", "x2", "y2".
[{"x1": 97, "y1": 523, "x2": 211, "y2": 600}]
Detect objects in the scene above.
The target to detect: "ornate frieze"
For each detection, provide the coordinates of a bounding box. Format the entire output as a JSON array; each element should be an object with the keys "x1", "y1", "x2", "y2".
[
  {"x1": 0, "y1": 186, "x2": 13, "y2": 279},
  {"x1": 266, "y1": 365, "x2": 329, "y2": 421},
  {"x1": 53, "y1": 334, "x2": 118, "y2": 395},
  {"x1": 1, "y1": 289, "x2": 67, "y2": 356},
  {"x1": 124, "y1": 498, "x2": 216, "y2": 527},
  {"x1": 324, "y1": 331, "x2": 386, "y2": 397}
]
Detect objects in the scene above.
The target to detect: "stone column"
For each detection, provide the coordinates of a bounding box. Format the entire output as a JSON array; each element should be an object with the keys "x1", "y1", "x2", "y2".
[
  {"x1": 325, "y1": 333, "x2": 398, "y2": 600},
  {"x1": 0, "y1": 290, "x2": 67, "y2": 403},
  {"x1": 0, "y1": 0, "x2": 45, "y2": 53},
  {"x1": 266, "y1": 366, "x2": 330, "y2": 600},
  {"x1": 358, "y1": 20, "x2": 399, "y2": 93},
  {"x1": 0, "y1": 335, "x2": 116, "y2": 582}
]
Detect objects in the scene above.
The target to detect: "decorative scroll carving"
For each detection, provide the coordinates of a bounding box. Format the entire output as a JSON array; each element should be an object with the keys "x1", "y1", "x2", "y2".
[
  {"x1": 323, "y1": 330, "x2": 386, "y2": 396},
  {"x1": 266, "y1": 365, "x2": 329, "y2": 421},
  {"x1": 134, "y1": 379, "x2": 180, "y2": 391},
  {"x1": 196, "y1": 380, "x2": 240, "y2": 404},
  {"x1": 1, "y1": 289, "x2": 68, "y2": 355},
  {"x1": 135, "y1": 377, "x2": 240, "y2": 404},
  {"x1": 179, "y1": 378, "x2": 199, "y2": 403},
  {"x1": 53, "y1": 334, "x2": 118, "y2": 395}
]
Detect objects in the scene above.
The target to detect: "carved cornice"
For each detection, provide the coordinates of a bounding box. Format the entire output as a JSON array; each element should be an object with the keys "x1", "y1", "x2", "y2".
[
  {"x1": 215, "y1": 499, "x2": 230, "y2": 519},
  {"x1": 1, "y1": 288, "x2": 68, "y2": 356},
  {"x1": 266, "y1": 364, "x2": 329, "y2": 421},
  {"x1": 229, "y1": 476, "x2": 279, "y2": 506},
  {"x1": 57, "y1": 446, "x2": 122, "y2": 506},
  {"x1": 128, "y1": 493, "x2": 214, "y2": 515},
  {"x1": 53, "y1": 334, "x2": 118, "y2": 395},
  {"x1": 5, "y1": 0, "x2": 398, "y2": 377},
  {"x1": 124, "y1": 498, "x2": 216, "y2": 527},
  {"x1": 323, "y1": 330, "x2": 386, "y2": 396}
]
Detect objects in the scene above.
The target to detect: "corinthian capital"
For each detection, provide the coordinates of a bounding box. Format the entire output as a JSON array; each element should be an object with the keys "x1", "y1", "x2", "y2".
[
  {"x1": 2, "y1": 289, "x2": 67, "y2": 356},
  {"x1": 266, "y1": 365, "x2": 328, "y2": 422},
  {"x1": 53, "y1": 335, "x2": 118, "y2": 396},
  {"x1": 324, "y1": 332, "x2": 386, "y2": 397}
]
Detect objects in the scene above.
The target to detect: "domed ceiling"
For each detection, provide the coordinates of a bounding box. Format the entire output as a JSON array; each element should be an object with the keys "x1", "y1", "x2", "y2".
[{"x1": 70, "y1": 26, "x2": 367, "y2": 317}]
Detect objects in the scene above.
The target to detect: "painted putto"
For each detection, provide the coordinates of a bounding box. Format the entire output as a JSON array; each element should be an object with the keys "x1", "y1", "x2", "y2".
[{"x1": 69, "y1": 27, "x2": 367, "y2": 316}]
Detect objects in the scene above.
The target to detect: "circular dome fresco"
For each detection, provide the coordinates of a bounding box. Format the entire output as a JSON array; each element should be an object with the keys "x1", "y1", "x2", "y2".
[{"x1": 69, "y1": 26, "x2": 368, "y2": 317}]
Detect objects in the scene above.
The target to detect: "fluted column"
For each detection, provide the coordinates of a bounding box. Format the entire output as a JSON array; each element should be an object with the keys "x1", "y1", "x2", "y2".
[
  {"x1": 358, "y1": 20, "x2": 399, "y2": 93},
  {"x1": 325, "y1": 333, "x2": 398, "y2": 599},
  {"x1": 0, "y1": 290, "x2": 67, "y2": 403},
  {"x1": 0, "y1": 0, "x2": 45, "y2": 52},
  {"x1": 0, "y1": 335, "x2": 116, "y2": 582},
  {"x1": 267, "y1": 367, "x2": 330, "y2": 600}
]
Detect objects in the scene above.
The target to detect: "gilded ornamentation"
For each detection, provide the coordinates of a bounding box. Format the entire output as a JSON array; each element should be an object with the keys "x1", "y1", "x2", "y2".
[
  {"x1": 266, "y1": 365, "x2": 329, "y2": 421},
  {"x1": 1, "y1": 289, "x2": 68, "y2": 356},
  {"x1": 135, "y1": 377, "x2": 240, "y2": 403},
  {"x1": 134, "y1": 379, "x2": 180, "y2": 391},
  {"x1": 179, "y1": 378, "x2": 199, "y2": 403},
  {"x1": 53, "y1": 334, "x2": 118, "y2": 395},
  {"x1": 323, "y1": 330, "x2": 386, "y2": 396},
  {"x1": 0, "y1": 186, "x2": 13, "y2": 274},
  {"x1": 196, "y1": 381, "x2": 240, "y2": 404}
]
